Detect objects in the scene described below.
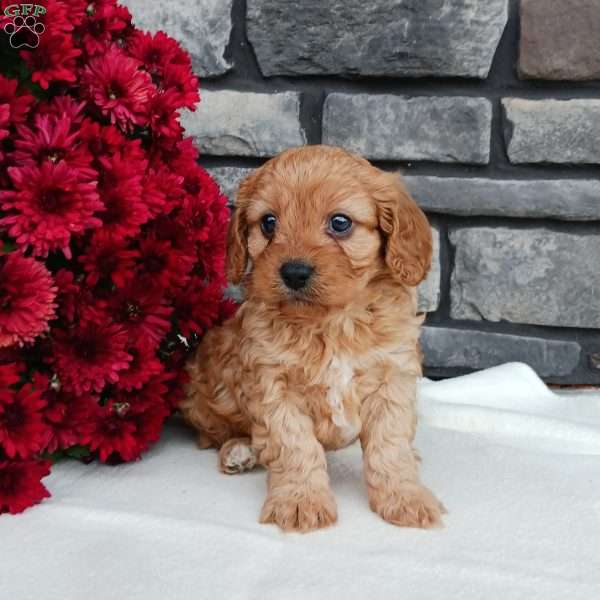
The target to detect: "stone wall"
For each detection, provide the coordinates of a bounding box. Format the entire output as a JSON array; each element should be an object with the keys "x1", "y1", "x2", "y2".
[{"x1": 123, "y1": 0, "x2": 600, "y2": 383}]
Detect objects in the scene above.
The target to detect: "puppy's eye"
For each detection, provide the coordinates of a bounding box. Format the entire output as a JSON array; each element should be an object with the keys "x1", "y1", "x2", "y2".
[
  {"x1": 329, "y1": 214, "x2": 353, "y2": 235},
  {"x1": 260, "y1": 213, "x2": 277, "y2": 238}
]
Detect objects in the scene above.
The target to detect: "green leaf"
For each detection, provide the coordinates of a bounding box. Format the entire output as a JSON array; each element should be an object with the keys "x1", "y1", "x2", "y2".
[{"x1": 65, "y1": 445, "x2": 92, "y2": 459}]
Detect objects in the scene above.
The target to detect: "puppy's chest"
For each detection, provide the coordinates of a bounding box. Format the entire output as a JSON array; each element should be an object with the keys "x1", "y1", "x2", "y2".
[{"x1": 302, "y1": 355, "x2": 364, "y2": 448}]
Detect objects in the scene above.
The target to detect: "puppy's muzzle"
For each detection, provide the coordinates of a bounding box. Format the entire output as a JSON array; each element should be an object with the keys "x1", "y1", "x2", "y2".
[{"x1": 280, "y1": 260, "x2": 314, "y2": 291}]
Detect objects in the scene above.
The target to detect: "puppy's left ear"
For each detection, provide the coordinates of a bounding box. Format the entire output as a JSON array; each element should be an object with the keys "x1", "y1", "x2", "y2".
[{"x1": 375, "y1": 173, "x2": 432, "y2": 286}]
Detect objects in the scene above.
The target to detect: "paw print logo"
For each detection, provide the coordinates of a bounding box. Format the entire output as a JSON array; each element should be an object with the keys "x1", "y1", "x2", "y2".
[{"x1": 3, "y1": 15, "x2": 45, "y2": 49}]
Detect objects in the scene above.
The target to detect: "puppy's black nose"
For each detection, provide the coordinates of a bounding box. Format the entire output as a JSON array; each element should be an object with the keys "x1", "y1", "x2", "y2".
[{"x1": 280, "y1": 261, "x2": 314, "y2": 291}]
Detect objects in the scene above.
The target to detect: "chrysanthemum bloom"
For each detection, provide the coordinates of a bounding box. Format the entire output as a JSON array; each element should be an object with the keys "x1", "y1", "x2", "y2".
[
  {"x1": 96, "y1": 150, "x2": 150, "y2": 240},
  {"x1": 0, "y1": 384, "x2": 49, "y2": 459},
  {"x1": 0, "y1": 460, "x2": 51, "y2": 514},
  {"x1": 82, "y1": 48, "x2": 154, "y2": 131},
  {"x1": 0, "y1": 363, "x2": 20, "y2": 393},
  {"x1": 174, "y1": 280, "x2": 223, "y2": 339},
  {"x1": 79, "y1": 120, "x2": 125, "y2": 163},
  {"x1": 79, "y1": 230, "x2": 139, "y2": 288},
  {"x1": 79, "y1": 0, "x2": 133, "y2": 56},
  {"x1": 1, "y1": 162, "x2": 104, "y2": 258},
  {"x1": 135, "y1": 236, "x2": 194, "y2": 292},
  {"x1": 109, "y1": 371, "x2": 172, "y2": 459},
  {"x1": 39, "y1": 96, "x2": 87, "y2": 124},
  {"x1": 12, "y1": 114, "x2": 96, "y2": 180},
  {"x1": 110, "y1": 280, "x2": 172, "y2": 348},
  {"x1": 128, "y1": 30, "x2": 191, "y2": 79},
  {"x1": 147, "y1": 89, "x2": 184, "y2": 141},
  {"x1": 51, "y1": 319, "x2": 132, "y2": 395},
  {"x1": 0, "y1": 104, "x2": 9, "y2": 143},
  {"x1": 81, "y1": 401, "x2": 139, "y2": 463},
  {"x1": 0, "y1": 254, "x2": 57, "y2": 348},
  {"x1": 161, "y1": 63, "x2": 200, "y2": 110},
  {"x1": 43, "y1": 388, "x2": 99, "y2": 454},
  {"x1": 22, "y1": 33, "x2": 81, "y2": 90},
  {"x1": 0, "y1": 75, "x2": 35, "y2": 125},
  {"x1": 116, "y1": 342, "x2": 164, "y2": 392}
]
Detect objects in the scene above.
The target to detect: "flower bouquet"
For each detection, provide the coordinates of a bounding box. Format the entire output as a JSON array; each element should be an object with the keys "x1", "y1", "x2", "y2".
[{"x1": 0, "y1": 0, "x2": 232, "y2": 514}]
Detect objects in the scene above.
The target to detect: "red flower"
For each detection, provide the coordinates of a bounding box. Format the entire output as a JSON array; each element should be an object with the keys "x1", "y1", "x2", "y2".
[
  {"x1": 0, "y1": 363, "x2": 20, "y2": 392},
  {"x1": 135, "y1": 236, "x2": 194, "y2": 292},
  {"x1": 43, "y1": 387, "x2": 99, "y2": 454},
  {"x1": 80, "y1": 120, "x2": 126, "y2": 162},
  {"x1": 39, "y1": 96, "x2": 87, "y2": 124},
  {"x1": 22, "y1": 33, "x2": 81, "y2": 90},
  {"x1": 79, "y1": 230, "x2": 138, "y2": 288},
  {"x1": 1, "y1": 162, "x2": 103, "y2": 258},
  {"x1": 128, "y1": 30, "x2": 191, "y2": 78},
  {"x1": 161, "y1": 63, "x2": 200, "y2": 110},
  {"x1": 54, "y1": 269, "x2": 106, "y2": 325},
  {"x1": 12, "y1": 113, "x2": 96, "y2": 179},
  {"x1": 97, "y1": 149, "x2": 150, "y2": 239},
  {"x1": 82, "y1": 47, "x2": 154, "y2": 131},
  {"x1": 0, "y1": 254, "x2": 57, "y2": 348},
  {"x1": 0, "y1": 75, "x2": 35, "y2": 125},
  {"x1": 81, "y1": 402, "x2": 138, "y2": 463},
  {"x1": 0, "y1": 460, "x2": 51, "y2": 515},
  {"x1": 142, "y1": 167, "x2": 185, "y2": 217},
  {"x1": 111, "y1": 280, "x2": 173, "y2": 348},
  {"x1": 79, "y1": 0, "x2": 132, "y2": 56},
  {"x1": 116, "y1": 342, "x2": 164, "y2": 392},
  {"x1": 51, "y1": 319, "x2": 132, "y2": 395},
  {"x1": 174, "y1": 280, "x2": 222, "y2": 339},
  {"x1": 0, "y1": 104, "x2": 9, "y2": 145},
  {"x1": 0, "y1": 384, "x2": 49, "y2": 459},
  {"x1": 147, "y1": 88, "x2": 183, "y2": 140}
]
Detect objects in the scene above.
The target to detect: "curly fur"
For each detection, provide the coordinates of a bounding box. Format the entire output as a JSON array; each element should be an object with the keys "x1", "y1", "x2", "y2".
[{"x1": 181, "y1": 145, "x2": 444, "y2": 532}]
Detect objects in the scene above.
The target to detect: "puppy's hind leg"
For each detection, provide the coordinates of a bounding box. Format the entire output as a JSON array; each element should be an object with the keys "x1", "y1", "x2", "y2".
[{"x1": 218, "y1": 437, "x2": 257, "y2": 474}]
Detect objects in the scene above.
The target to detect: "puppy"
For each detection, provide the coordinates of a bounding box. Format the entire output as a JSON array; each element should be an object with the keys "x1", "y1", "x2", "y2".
[{"x1": 181, "y1": 145, "x2": 444, "y2": 532}]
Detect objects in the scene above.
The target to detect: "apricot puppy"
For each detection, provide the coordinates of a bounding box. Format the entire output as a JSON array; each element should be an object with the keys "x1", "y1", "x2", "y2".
[{"x1": 181, "y1": 145, "x2": 444, "y2": 532}]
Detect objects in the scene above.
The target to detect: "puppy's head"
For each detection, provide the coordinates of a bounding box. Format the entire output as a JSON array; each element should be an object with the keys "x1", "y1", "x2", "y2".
[{"x1": 228, "y1": 145, "x2": 431, "y2": 311}]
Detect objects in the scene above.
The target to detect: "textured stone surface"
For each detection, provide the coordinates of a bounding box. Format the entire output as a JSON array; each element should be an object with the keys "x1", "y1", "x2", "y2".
[
  {"x1": 450, "y1": 227, "x2": 600, "y2": 328},
  {"x1": 208, "y1": 167, "x2": 252, "y2": 205},
  {"x1": 122, "y1": 0, "x2": 233, "y2": 77},
  {"x1": 421, "y1": 327, "x2": 581, "y2": 377},
  {"x1": 503, "y1": 99, "x2": 600, "y2": 164},
  {"x1": 405, "y1": 176, "x2": 600, "y2": 221},
  {"x1": 181, "y1": 90, "x2": 306, "y2": 157},
  {"x1": 519, "y1": 0, "x2": 600, "y2": 80},
  {"x1": 323, "y1": 94, "x2": 491, "y2": 164},
  {"x1": 247, "y1": 0, "x2": 508, "y2": 78},
  {"x1": 418, "y1": 226, "x2": 441, "y2": 313}
]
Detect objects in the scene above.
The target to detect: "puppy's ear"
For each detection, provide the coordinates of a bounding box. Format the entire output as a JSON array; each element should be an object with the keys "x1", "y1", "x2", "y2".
[
  {"x1": 227, "y1": 170, "x2": 259, "y2": 284},
  {"x1": 375, "y1": 173, "x2": 432, "y2": 286}
]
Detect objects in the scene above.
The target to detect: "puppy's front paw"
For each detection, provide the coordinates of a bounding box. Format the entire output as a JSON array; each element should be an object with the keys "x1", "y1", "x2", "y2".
[
  {"x1": 218, "y1": 438, "x2": 256, "y2": 474},
  {"x1": 370, "y1": 482, "x2": 445, "y2": 529},
  {"x1": 260, "y1": 486, "x2": 338, "y2": 532}
]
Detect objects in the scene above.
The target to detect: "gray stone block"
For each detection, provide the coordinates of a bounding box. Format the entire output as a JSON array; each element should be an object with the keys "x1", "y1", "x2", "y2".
[
  {"x1": 323, "y1": 94, "x2": 491, "y2": 164},
  {"x1": 519, "y1": 0, "x2": 600, "y2": 80},
  {"x1": 450, "y1": 227, "x2": 600, "y2": 328},
  {"x1": 418, "y1": 226, "x2": 441, "y2": 313},
  {"x1": 122, "y1": 0, "x2": 233, "y2": 77},
  {"x1": 207, "y1": 167, "x2": 252, "y2": 206},
  {"x1": 247, "y1": 0, "x2": 508, "y2": 78},
  {"x1": 503, "y1": 98, "x2": 600, "y2": 164},
  {"x1": 181, "y1": 90, "x2": 306, "y2": 157},
  {"x1": 421, "y1": 327, "x2": 581, "y2": 377},
  {"x1": 404, "y1": 176, "x2": 600, "y2": 221}
]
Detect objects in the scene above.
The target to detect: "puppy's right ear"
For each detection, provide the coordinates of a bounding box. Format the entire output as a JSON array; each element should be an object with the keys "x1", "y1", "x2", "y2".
[{"x1": 227, "y1": 171, "x2": 258, "y2": 284}]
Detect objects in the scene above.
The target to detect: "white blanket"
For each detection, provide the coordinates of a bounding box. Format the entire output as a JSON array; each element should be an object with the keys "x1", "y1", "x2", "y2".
[{"x1": 2, "y1": 363, "x2": 600, "y2": 600}]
